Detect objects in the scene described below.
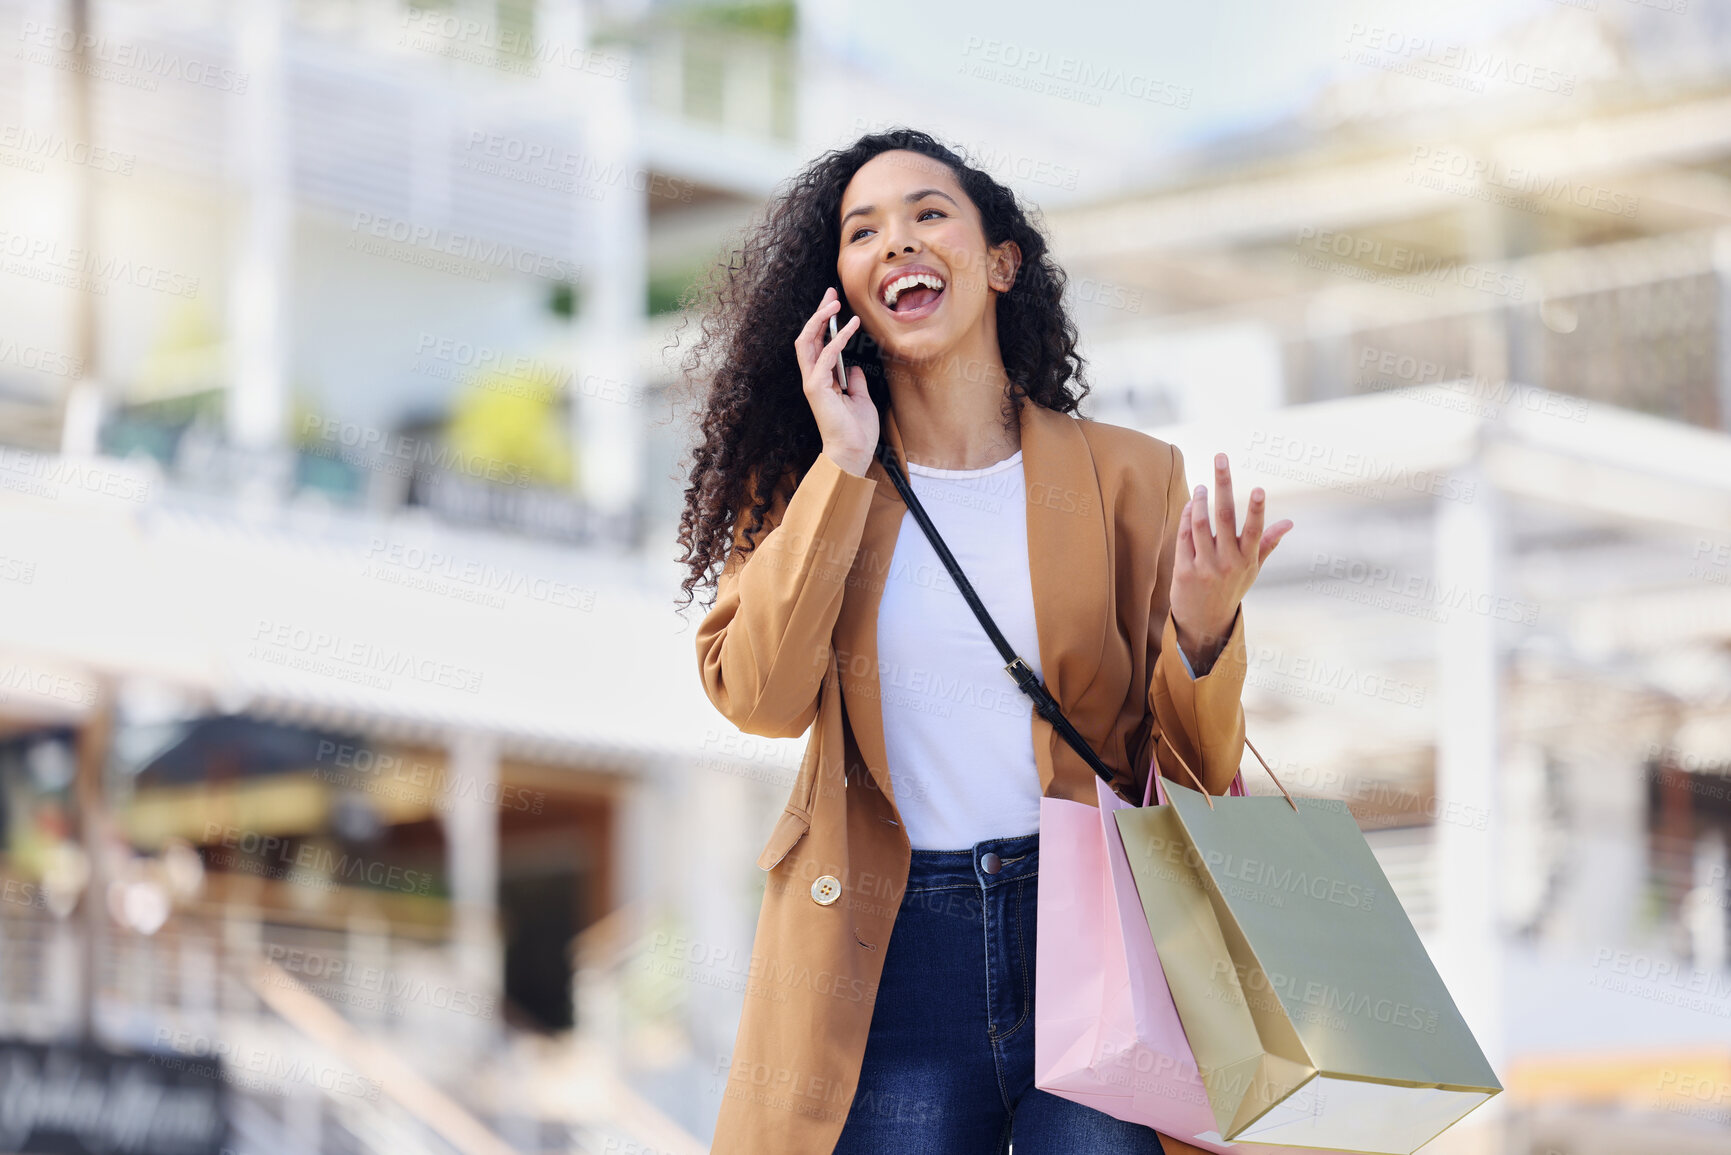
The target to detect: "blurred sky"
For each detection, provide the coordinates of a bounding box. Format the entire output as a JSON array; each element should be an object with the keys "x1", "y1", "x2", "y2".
[{"x1": 802, "y1": 0, "x2": 1706, "y2": 179}]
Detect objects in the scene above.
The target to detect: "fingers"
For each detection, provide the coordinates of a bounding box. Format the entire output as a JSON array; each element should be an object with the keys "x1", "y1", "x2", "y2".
[
  {"x1": 1240, "y1": 482, "x2": 1267, "y2": 557},
  {"x1": 1212, "y1": 453, "x2": 1238, "y2": 547},
  {"x1": 816, "y1": 315, "x2": 860, "y2": 391},
  {"x1": 795, "y1": 288, "x2": 843, "y2": 378},
  {"x1": 1257, "y1": 520, "x2": 1294, "y2": 566},
  {"x1": 1176, "y1": 496, "x2": 1195, "y2": 566},
  {"x1": 1188, "y1": 483, "x2": 1217, "y2": 568}
]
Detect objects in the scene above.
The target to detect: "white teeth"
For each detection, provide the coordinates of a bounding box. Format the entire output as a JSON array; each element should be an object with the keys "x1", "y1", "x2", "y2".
[{"x1": 881, "y1": 272, "x2": 947, "y2": 308}]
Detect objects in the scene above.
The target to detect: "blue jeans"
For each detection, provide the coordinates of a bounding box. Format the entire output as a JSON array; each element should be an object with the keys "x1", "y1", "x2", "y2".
[{"x1": 831, "y1": 830, "x2": 1167, "y2": 1154}]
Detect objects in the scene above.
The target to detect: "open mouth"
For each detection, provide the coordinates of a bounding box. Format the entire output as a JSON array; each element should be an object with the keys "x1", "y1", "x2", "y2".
[{"x1": 881, "y1": 272, "x2": 947, "y2": 320}]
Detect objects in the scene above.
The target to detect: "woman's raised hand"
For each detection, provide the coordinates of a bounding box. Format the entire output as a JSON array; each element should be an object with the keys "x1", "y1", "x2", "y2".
[
  {"x1": 797, "y1": 288, "x2": 877, "y2": 476},
  {"x1": 1169, "y1": 453, "x2": 1293, "y2": 673}
]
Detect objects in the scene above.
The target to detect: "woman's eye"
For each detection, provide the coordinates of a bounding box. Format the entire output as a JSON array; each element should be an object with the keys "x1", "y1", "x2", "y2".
[{"x1": 848, "y1": 208, "x2": 944, "y2": 242}]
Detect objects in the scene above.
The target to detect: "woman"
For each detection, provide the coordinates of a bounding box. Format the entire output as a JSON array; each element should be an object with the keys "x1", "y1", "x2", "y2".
[{"x1": 674, "y1": 128, "x2": 1292, "y2": 1155}]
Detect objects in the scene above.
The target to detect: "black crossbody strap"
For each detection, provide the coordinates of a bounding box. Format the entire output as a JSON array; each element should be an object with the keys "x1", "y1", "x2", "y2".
[{"x1": 873, "y1": 437, "x2": 1123, "y2": 791}]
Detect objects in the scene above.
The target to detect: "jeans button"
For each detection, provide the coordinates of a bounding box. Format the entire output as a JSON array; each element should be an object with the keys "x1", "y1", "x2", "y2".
[{"x1": 981, "y1": 852, "x2": 1002, "y2": 875}]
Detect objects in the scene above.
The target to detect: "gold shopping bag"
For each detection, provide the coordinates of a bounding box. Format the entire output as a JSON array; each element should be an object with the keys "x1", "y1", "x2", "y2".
[{"x1": 1113, "y1": 739, "x2": 1501, "y2": 1155}]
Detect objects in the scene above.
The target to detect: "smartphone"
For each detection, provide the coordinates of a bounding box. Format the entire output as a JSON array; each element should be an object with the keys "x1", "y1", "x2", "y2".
[{"x1": 828, "y1": 313, "x2": 850, "y2": 395}]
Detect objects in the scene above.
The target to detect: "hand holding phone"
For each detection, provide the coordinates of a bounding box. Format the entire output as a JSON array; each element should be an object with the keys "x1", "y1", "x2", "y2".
[
  {"x1": 828, "y1": 313, "x2": 850, "y2": 395},
  {"x1": 796, "y1": 288, "x2": 877, "y2": 475}
]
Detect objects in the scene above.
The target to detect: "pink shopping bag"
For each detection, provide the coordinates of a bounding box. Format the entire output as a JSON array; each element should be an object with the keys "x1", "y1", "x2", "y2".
[{"x1": 1035, "y1": 766, "x2": 1343, "y2": 1154}]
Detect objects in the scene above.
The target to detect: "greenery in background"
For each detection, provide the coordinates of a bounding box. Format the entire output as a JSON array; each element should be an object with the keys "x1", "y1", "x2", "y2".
[
  {"x1": 548, "y1": 279, "x2": 581, "y2": 321},
  {"x1": 288, "y1": 392, "x2": 331, "y2": 451},
  {"x1": 649, "y1": 261, "x2": 709, "y2": 316},
  {"x1": 120, "y1": 389, "x2": 225, "y2": 429},
  {"x1": 445, "y1": 367, "x2": 575, "y2": 487},
  {"x1": 592, "y1": 0, "x2": 797, "y2": 140},
  {"x1": 663, "y1": 1, "x2": 794, "y2": 37},
  {"x1": 101, "y1": 389, "x2": 225, "y2": 466},
  {"x1": 495, "y1": 0, "x2": 536, "y2": 60},
  {"x1": 553, "y1": 258, "x2": 694, "y2": 317},
  {"x1": 133, "y1": 300, "x2": 226, "y2": 403},
  {"x1": 398, "y1": 0, "x2": 535, "y2": 67},
  {"x1": 102, "y1": 299, "x2": 228, "y2": 465},
  {"x1": 288, "y1": 392, "x2": 367, "y2": 499},
  {"x1": 291, "y1": 367, "x2": 577, "y2": 498},
  {"x1": 593, "y1": 0, "x2": 795, "y2": 46}
]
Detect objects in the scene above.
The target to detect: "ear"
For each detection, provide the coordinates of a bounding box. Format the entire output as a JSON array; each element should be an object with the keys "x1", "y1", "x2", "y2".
[{"x1": 989, "y1": 239, "x2": 1022, "y2": 293}]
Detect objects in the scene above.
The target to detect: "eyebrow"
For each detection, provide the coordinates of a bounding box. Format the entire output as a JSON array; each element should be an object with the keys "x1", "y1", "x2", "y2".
[{"x1": 840, "y1": 187, "x2": 959, "y2": 232}]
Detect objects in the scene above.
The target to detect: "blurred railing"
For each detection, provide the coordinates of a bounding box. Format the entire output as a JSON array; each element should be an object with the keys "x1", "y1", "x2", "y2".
[
  {"x1": 0, "y1": 899, "x2": 479, "y2": 1152},
  {"x1": 0, "y1": 894, "x2": 703, "y2": 1154},
  {"x1": 1080, "y1": 225, "x2": 1730, "y2": 440},
  {"x1": 1291, "y1": 227, "x2": 1728, "y2": 432}
]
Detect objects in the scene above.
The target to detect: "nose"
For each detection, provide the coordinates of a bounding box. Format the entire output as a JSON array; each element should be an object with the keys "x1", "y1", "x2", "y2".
[{"x1": 882, "y1": 226, "x2": 917, "y2": 258}]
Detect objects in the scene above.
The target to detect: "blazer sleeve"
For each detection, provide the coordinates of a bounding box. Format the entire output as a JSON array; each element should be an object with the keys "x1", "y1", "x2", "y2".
[
  {"x1": 695, "y1": 451, "x2": 879, "y2": 739},
  {"x1": 1136, "y1": 442, "x2": 1250, "y2": 799}
]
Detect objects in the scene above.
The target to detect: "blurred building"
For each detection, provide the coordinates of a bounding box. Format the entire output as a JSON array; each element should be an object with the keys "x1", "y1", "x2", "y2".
[
  {"x1": 1041, "y1": 9, "x2": 1731, "y2": 1151},
  {"x1": 0, "y1": 1, "x2": 1728, "y2": 1153},
  {"x1": 0, "y1": 0, "x2": 799, "y2": 1150}
]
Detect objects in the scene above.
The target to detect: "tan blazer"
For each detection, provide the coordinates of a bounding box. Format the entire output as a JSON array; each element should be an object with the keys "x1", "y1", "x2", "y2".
[{"x1": 696, "y1": 394, "x2": 1249, "y2": 1155}]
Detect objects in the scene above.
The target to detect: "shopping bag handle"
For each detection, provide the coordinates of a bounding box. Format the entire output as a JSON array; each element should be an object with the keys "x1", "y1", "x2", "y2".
[{"x1": 1144, "y1": 731, "x2": 1298, "y2": 813}]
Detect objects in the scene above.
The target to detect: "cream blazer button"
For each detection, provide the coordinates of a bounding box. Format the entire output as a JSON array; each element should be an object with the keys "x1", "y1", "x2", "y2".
[{"x1": 810, "y1": 875, "x2": 842, "y2": 906}]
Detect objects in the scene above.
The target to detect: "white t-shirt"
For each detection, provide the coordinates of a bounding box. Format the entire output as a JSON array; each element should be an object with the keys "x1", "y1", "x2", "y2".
[{"x1": 876, "y1": 448, "x2": 1045, "y2": 850}]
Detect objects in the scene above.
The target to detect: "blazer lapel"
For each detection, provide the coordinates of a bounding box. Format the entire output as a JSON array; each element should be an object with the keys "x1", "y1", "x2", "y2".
[{"x1": 832, "y1": 395, "x2": 1112, "y2": 818}]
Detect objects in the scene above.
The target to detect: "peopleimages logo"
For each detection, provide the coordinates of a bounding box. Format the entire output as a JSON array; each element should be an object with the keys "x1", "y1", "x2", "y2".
[
  {"x1": 0, "y1": 124, "x2": 135, "y2": 175},
  {"x1": 0, "y1": 337, "x2": 81, "y2": 378},
  {"x1": 1306, "y1": 552, "x2": 1541, "y2": 625},
  {"x1": 249, "y1": 618, "x2": 486, "y2": 694},
  {"x1": 299, "y1": 415, "x2": 532, "y2": 488},
  {"x1": 263, "y1": 944, "x2": 498, "y2": 1019},
  {"x1": 1407, "y1": 145, "x2": 1639, "y2": 219},
  {"x1": 0, "y1": 228, "x2": 201, "y2": 298},
  {"x1": 152, "y1": 1029, "x2": 382, "y2": 1100},
  {"x1": 362, "y1": 537, "x2": 598, "y2": 612},
  {"x1": 1207, "y1": 960, "x2": 1440, "y2": 1034},
  {"x1": 1292, "y1": 226, "x2": 1527, "y2": 300},
  {"x1": 313, "y1": 740, "x2": 546, "y2": 815},
  {"x1": 1246, "y1": 430, "x2": 1479, "y2": 503},
  {"x1": 1210, "y1": 853, "x2": 1376, "y2": 912},
  {"x1": 1354, "y1": 345, "x2": 1590, "y2": 424},
  {"x1": 397, "y1": 8, "x2": 631, "y2": 79},
  {"x1": 1341, "y1": 23, "x2": 1576, "y2": 96},
  {"x1": 1139, "y1": 833, "x2": 1377, "y2": 912},
  {"x1": 347, "y1": 211, "x2": 576, "y2": 282},
  {"x1": 0, "y1": 663, "x2": 97, "y2": 707},
  {"x1": 958, "y1": 37, "x2": 1192, "y2": 108},
  {"x1": 1247, "y1": 644, "x2": 1426, "y2": 709},
  {"x1": 201, "y1": 823, "x2": 434, "y2": 895},
  {"x1": 0, "y1": 446, "x2": 151, "y2": 503},
  {"x1": 16, "y1": 21, "x2": 251, "y2": 92}
]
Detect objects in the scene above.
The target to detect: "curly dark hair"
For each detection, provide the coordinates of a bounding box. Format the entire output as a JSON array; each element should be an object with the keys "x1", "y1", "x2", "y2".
[{"x1": 668, "y1": 127, "x2": 1090, "y2": 615}]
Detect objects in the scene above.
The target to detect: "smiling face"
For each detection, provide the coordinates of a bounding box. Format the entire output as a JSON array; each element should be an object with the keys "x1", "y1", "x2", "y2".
[{"x1": 836, "y1": 149, "x2": 1020, "y2": 370}]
